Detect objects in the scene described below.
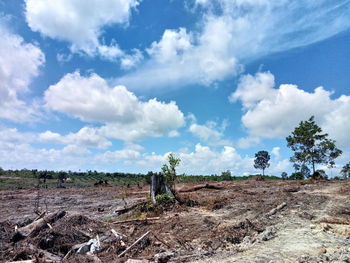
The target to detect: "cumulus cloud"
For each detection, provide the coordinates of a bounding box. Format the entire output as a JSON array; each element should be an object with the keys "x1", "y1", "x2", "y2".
[
  {"x1": 116, "y1": 22, "x2": 240, "y2": 89},
  {"x1": 0, "y1": 125, "x2": 291, "y2": 175},
  {"x1": 271, "y1": 147, "x2": 281, "y2": 160},
  {"x1": 44, "y1": 71, "x2": 185, "y2": 141},
  {"x1": 25, "y1": 0, "x2": 139, "y2": 60},
  {"x1": 116, "y1": 0, "x2": 350, "y2": 90},
  {"x1": 189, "y1": 120, "x2": 231, "y2": 146},
  {"x1": 120, "y1": 49, "x2": 144, "y2": 70},
  {"x1": 231, "y1": 71, "x2": 350, "y2": 149},
  {"x1": 236, "y1": 136, "x2": 261, "y2": 149},
  {"x1": 39, "y1": 127, "x2": 112, "y2": 150},
  {"x1": 0, "y1": 129, "x2": 91, "y2": 170},
  {"x1": 0, "y1": 22, "x2": 45, "y2": 122},
  {"x1": 133, "y1": 144, "x2": 290, "y2": 175}
]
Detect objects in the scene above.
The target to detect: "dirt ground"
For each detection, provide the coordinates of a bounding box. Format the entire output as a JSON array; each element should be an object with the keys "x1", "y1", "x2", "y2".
[{"x1": 1, "y1": 180, "x2": 349, "y2": 263}]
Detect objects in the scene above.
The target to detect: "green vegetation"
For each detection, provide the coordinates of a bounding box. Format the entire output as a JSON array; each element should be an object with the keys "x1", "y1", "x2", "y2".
[
  {"x1": 281, "y1": 172, "x2": 288, "y2": 180},
  {"x1": 0, "y1": 168, "x2": 282, "y2": 190},
  {"x1": 286, "y1": 116, "x2": 342, "y2": 175},
  {"x1": 254, "y1": 150, "x2": 271, "y2": 176},
  {"x1": 0, "y1": 116, "x2": 347, "y2": 190},
  {"x1": 341, "y1": 162, "x2": 350, "y2": 179},
  {"x1": 161, "y1": 153, "x2": 180, "y2": 192},
  {"x1": 155, "y1": 193, "x2": 175, "y2": 207}
]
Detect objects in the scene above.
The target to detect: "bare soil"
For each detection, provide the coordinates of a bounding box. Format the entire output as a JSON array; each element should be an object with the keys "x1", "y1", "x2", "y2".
[{"x1": 0, "y1": 180, "x2": 349, "y2": 263}]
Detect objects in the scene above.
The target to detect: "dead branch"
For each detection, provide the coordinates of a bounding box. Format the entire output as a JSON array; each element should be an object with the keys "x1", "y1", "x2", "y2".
[
  {"x1": 266, "y1": 202, "x2": 287, "y2": 217},
  {"x1": 151, "y1": 232, "x2": 172, "y2": 249},
  {"x1": 179, "y1": 184, "x2": 224, "y2": 193},
  {"x1": 12, "y1": 211, "x2": 66, "y2": 241},
  {"x1": 118, "y1": 231, "x2": 151, "y2": 258},
  {"x1": 112, "y1": 217, "x2": 160, "y2": 224},
  {"x1": 115, "y1": 201, "x2": 146, "y2": 215},
  {"x1": 34, "y1": 211, "x2": 46, "y2": 221},
  {"x1": 111, "y1": 228, "x2": 126, "y2": 240},
  {"x1": 7, "y1": 261, "x2": 34, "y2": 263}
]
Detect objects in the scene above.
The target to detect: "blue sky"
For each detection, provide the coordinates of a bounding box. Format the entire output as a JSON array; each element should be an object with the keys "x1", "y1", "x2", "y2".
[{"x1": 0, "y1": 0, "x2": 349, "y2": 176}]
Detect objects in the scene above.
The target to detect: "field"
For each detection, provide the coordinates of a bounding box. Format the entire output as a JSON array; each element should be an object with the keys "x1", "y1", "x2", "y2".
[{"x1": 1, "y1": 179, "x2": 350, "y2": 262}]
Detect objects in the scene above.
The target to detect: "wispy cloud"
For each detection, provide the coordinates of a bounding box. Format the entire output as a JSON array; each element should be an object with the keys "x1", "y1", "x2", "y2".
[{"x1": 116, "y1": 0, "x2": 350, "y2": 90}]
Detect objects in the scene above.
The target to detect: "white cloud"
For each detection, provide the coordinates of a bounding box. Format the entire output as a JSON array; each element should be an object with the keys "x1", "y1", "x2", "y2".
[
  {"x1": 178, "y1": 144, "x2": 250, "y2": 175},
  {"x1": 44, "y1": 71, "x2": 185, "y2": 141},
  {"x1": 115, "y1": 23, "x2": 240, "y2": 89},
  {"x1": 228, "y1": 72, "x2": 275, "y2": 108},
  {"x1": 39, "y1": 127, "x2": 112, "y2": 150},
  {"x1": 271, "y1": 147, "x2": 281, "y2": 160},
  {"x1": 231, "y1": 72, "x2": 350, "y2": 149},
  {"x1": 189, "y1": 121, "x2": 231, "y2": 146},
  {"x1": 95, "y1": 149, "x2": 141, "y2": 165},
  {"x1": 116, "y1": 0, "x2": 350, "y2": 90},
  {"x1": 0, "y1": 22, "x2": 45, "y2": 122},
  {"x1": 146, "y1": 28, "x2": 193, "y2": 63},
  {"x1": 0, "y1": 126, "x2": 296, "y2": 175},
  {"x1": 120, "y1": 49, "x2": 144, "y2": 70},
  {"x1": 25, "y1": 0, "x2": 139, "y2": 60},
  {"x1": 178, "y1": 144, "x2": 289, "y2": 175},
  {"x1": 168, "y1": 130, "x2": 180, "y2": 137},
  {"x1": 0, "y1": 139, "x2": 90, "y2": 171},
  {"x1": 272, "y1": 159, "x2": 290, "y2": 175},
  {"x1": 236, "y1": 136, "x2": 261, "y2": 149}
]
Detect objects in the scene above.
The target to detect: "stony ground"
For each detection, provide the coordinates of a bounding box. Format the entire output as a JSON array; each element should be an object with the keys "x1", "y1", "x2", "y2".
[{"x1": 0, "y1": 180, "x2": 349, "y2": 262}]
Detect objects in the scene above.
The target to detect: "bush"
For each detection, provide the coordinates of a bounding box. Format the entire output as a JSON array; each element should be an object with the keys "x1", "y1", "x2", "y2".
[{"x1": 155, "y1": 193, "x2": 175, "y2": 207}]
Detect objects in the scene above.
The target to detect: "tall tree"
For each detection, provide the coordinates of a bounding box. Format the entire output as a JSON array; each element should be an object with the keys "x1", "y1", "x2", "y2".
[
  {"x1": 341, "y1": 162, "x2": 350, "y2": 179},
  {"x1": 254, "y1": 150, "x2": 270, "y2": 176},
  {"x1": 286, "y1": 116, "x2": 342, "y2": 174}
]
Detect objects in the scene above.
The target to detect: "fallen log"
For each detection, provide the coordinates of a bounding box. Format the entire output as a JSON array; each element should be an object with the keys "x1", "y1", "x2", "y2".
[
  {"x1": 118, "y1": 231, "x2": 151, "y2": 258},
  {"x1": 12, "y1": 211, "x2": 66, "y2": 241},
  {"x1": 179, "y1": 184, "x2": 224, "y2": 192},
  {"x1": 112, "y1": 217, "x2": 160, "y2": 224},
  {"x1": 115, "y1": 201, "x2": 146, "y2": 215},
  {"x1": 266, "y1": 202, "x2": 287, "y2": 217}
]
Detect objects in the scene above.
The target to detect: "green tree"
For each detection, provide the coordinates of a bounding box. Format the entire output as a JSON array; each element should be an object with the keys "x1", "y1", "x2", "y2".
[
  {"x1": 221, "y1": 170, "x2": 232, "y2": 180},
  {"x1": 286, "y1": 116, "x2": 342, "y2": 175},
  {"x1": 281, "y1": 172, "x2": 288, "y2": 180},
  {"x1": 341, "y1": 162, "x2": 350, "y2": 179},
  {"x1": 57, "y1": 171, "x2": 67, "y2": 187},
  {"x1": 254, "y1": 150, "x2": 270, "y2": 176},
  {"x1": 162, "y1": 153, "x2": 181, "y2": 192},
  {"x1": 290, "y1": 171, "x2": 304, "y2": 180}
]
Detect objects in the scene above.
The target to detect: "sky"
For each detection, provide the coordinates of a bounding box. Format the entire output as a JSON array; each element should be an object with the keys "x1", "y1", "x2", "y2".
[{"x1": 0, "y1": 0, "x2": 349, "y2": 176}]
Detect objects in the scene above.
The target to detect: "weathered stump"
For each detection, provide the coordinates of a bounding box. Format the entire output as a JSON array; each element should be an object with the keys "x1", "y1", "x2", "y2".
[{"x1": 150, "y1": 174, "x2": 174, "y2": 204}]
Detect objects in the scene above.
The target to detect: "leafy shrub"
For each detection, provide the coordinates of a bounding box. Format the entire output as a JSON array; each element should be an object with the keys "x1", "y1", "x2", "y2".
[{"x1": 155, "y1": 193, "x2": 175, "y2": 207}]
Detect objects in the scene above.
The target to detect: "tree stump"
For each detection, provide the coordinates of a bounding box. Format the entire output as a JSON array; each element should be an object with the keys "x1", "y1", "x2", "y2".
[{"x1": 150, "y1": 174, "x2": 174, "y2": 204}]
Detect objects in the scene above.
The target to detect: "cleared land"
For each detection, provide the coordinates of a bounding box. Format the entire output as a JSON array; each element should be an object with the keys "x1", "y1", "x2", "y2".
[{"x1": 1, "y1": 180, "x2": 349, "y2": 262}]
